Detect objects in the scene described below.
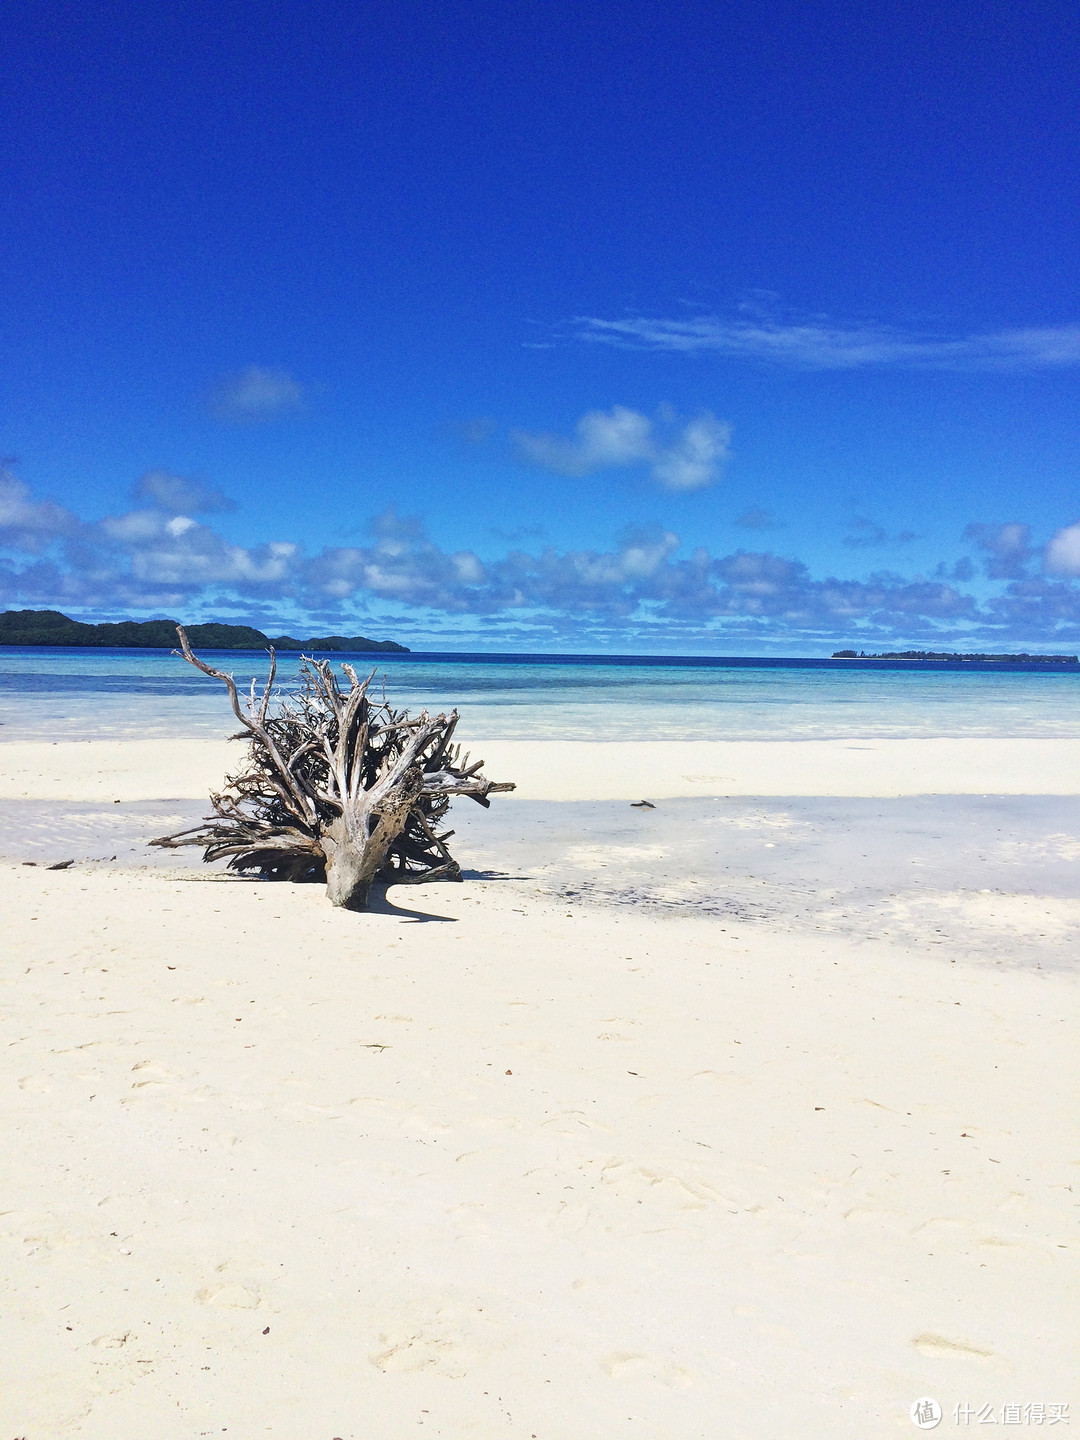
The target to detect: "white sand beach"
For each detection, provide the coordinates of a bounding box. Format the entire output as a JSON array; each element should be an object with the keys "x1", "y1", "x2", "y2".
[
  {"x1": 1, "y1": 738, "x2": 1077, "y2": 1438},
  {"x1": 4, "y1": 734, "x2": 1080, "y2": 801}
]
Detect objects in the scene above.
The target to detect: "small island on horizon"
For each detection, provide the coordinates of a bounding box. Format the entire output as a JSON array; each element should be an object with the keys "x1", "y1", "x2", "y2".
[
  {"x1": 1, "y1": 612, "x2": 1075, "y2": 664},
  {"x1": 0, "y1": 608, "x2": 410, "y2": 653},
  {"x1": 832, "y1": 648, "x2": 1078, "y2": 663}
]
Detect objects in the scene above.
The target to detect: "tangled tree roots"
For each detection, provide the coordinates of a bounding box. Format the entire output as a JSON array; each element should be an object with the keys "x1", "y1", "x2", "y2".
[{"x1": 151, "y1": 627, "x2": 515, "y2": 910}]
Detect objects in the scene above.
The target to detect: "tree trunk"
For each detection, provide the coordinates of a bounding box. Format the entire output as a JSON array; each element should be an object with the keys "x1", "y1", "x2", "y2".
[
  {"x1": 322, "y1": 768, "x2": 422, "y2": 910},
  {"x1": 322, "y1": 823, "x2": 377, "y2": 910}
]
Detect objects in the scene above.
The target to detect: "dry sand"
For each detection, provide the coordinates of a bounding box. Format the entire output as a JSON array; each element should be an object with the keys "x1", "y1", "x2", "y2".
[
  {"x1": 1, "y1": 738, "x2": 1077, "y2": 1438},
  {"x1": 3, "y1": 735, "x2": 1080, "y2": 802}
]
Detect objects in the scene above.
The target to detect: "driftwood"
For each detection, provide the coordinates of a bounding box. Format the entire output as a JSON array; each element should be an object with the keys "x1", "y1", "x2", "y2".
[{"x1": 151, "y1": 627, "x2": 514, "y2": 910}]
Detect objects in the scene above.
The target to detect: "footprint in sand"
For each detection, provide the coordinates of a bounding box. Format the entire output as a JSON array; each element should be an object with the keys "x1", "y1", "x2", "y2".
[
  {"x1": 842, "y1": 1205, "x2": 906, "y2": 1229},
  {"x1": 541, "y1": 1110, "x2": 609, "y2": 1134},
  {"x1": 369, "y1": 1335, "x2": 466, "y2": 1377},
  {"x1": 403, "y1": 1113, "x2": 454, "y2": 1136},
  {"x1": 998, "y1": 1190, "x2": 1034, "y2": 1214},
  {"x1": 912, "y1": 1333, "x2": 994, "y2": 1362},
  {"x1": 601, "y1": 1353, "x2": 693, "y2": 1388},
  {"x1": 196, "y1": 1283, "x2": 261, "y2": 1309},
  {"x1": 21, "y1": 1228, "x2": 75, "y2": 1257},
  {"x1": 976, "y1": 1235, "x2": 1040, "y2": 1258},
  {"x1": 601, "y1": 1159, "x2": 722, "y2": 1210},
  {"x1": 129, "y1": 1061, "x2": 181, "y2": 1089},
  {"x1": 912, "y1": 1216, "x2": 966, "y2": 1235}
]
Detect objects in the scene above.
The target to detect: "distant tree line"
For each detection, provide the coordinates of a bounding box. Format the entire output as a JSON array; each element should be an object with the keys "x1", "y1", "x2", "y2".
[
  {"x1": 832, "y1": 648, "x2": 1077, "y2": 663},
  {"x1": 0, "y1": 608, "x2": 409, "y2": 652}
]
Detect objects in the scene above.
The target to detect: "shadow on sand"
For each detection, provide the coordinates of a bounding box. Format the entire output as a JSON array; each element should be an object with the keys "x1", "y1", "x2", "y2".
[{"x1": 364, "y1": 879, "x2": 458, "y2": 923}]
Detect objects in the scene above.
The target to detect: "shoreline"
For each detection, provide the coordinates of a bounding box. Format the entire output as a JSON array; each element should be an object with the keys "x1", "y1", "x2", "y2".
[{"x1": 4, "y1": 790, "x2": 1080, "y2": 976}]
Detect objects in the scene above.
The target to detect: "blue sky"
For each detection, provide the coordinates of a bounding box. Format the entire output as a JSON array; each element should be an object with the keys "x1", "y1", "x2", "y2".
[{"x1": 2, "y1": 0, "x2": 1079, "y2": 653}]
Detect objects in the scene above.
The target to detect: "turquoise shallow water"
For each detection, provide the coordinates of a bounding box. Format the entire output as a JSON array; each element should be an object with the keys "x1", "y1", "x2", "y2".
[{"x1": 1, "y1": 648, "x2": 1078, "y2": 742}]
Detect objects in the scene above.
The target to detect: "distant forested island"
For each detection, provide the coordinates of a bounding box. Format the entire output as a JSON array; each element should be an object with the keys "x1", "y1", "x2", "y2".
[
  {"x1": 0, "y1": 609, "x2": 409, "y2": 652},
  {"x1": 832, "y1": 649, "x2": 1077, "y2": 663}
]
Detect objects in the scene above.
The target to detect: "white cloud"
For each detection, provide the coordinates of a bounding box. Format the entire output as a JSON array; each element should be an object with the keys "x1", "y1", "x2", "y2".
[
  {"x1": 512, "y1": 406, "x2": 653, "y2": 475},
  {"x1": 576, "y1": 313, "x2": 1080, "y2": 372},
  {"x1": 99, "y1": 509, "x2": 171, "y2": 543},
  {"x1": 207, "y1": 366, "x2": 304, "y2": 422},
  {"x1": 512, "y1": 406, "x2": 730, "y2": 490},
  {"x1": 963, "y1": 521, "x2": 1034, "y2": 578},
  {"x1": 651, "y1": 415, "x2": 732, "y2": 492},
  {"x1": 452, "y1": 551, "x2": 485, "y2": 583},
  {"x1": 0, "y1": 470, "x2": 80, "y2": 551},
  {"x1": 133, "y1": 468, "x2": 233, "y2": 514},
  {"x1": 126, "y1": 531, "x2": 299, "y2": 588},
  {"x1": 1044, "y1": 523, "x2": 1080, "y2": 577}
]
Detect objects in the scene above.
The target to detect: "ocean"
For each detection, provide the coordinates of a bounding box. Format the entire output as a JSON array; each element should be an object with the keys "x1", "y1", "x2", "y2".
[
  {"x1": 1, "y1": 646, "x2": 1078, "y2": 743},
  {"x1": 4, "y1": 645, "x2": 1080, "y2": 971}
]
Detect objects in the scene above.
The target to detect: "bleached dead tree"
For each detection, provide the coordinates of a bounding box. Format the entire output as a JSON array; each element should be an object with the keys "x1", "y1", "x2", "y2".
[{"x1": 152, "y1": 627, "x2": 514, "y2": 910}]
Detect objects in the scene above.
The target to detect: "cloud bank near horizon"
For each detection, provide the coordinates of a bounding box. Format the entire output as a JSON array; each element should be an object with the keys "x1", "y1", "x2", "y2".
[{"x1": 3, "y1": 469, "x2": 1080, "y2": 650}]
